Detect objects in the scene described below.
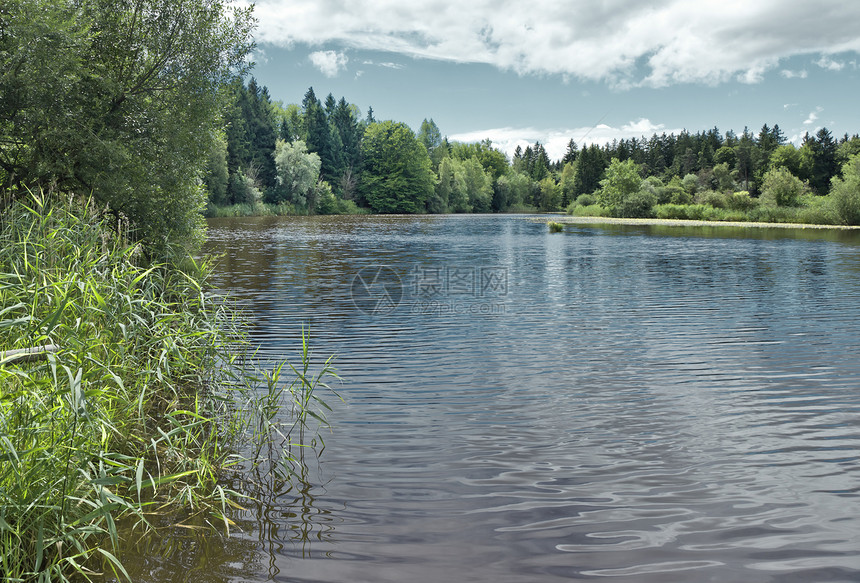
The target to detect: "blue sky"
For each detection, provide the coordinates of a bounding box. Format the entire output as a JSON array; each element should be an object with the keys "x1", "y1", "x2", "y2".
[{"x1": 242, "y1": 0, "x2": 860, "y2": 161}]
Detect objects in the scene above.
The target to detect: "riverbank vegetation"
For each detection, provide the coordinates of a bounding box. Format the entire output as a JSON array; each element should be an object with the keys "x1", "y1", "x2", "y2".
[
  {"x1": 207, "y1": 79, "x2": 860, "y2": 225},
  {"x1": 0, "y1": 196, "x2": 336, "y2": 580},
  {"x1": 1, "y1": 1, "x2": 338, "y2": 580}
]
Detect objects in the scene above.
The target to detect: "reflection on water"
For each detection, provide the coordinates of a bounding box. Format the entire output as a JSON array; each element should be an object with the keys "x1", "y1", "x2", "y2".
[{"x1": 120, "y1": 215, "x2": 860, "y2": 582}]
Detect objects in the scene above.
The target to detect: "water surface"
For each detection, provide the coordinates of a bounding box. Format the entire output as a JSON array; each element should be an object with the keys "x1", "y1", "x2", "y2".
[{"x1": 130, "y1": 215, "x2": 860, "y2": 582}]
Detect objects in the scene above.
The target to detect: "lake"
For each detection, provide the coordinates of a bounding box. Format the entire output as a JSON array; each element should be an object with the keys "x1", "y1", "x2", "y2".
[{"x1": 123, "y1": 215, "x2": 860, "y2": 582}]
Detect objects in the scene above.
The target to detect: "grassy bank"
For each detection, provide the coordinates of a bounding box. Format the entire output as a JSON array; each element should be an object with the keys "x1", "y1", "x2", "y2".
[
  {"x1": 204, "y1": 199, "x2": 368, "y2": 218},
  {"x1": 0, "y1": 195, "x2": 334, "y2": 581}
]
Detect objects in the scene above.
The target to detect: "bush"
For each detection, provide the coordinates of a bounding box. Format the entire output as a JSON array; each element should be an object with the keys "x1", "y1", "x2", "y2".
[
  {"x1": 747, "y1": 205, "x2": 798, "y2": 223},
  {"x1": 829, "y1": 155, "x2": 860, "y2": 225},
  {"x1": 653, "y1": 204, "x2": 711, "y2": 220},
  {"x1": 575, "y1": 193, "x2": 597, "y2": 206},
  {"x1": 571, "y1": 203, "x2": 611, "y2": 217},
  {"x1": 726, "y1": 190, "x2": 758, "y2": 211},
  {"x1": 615, "y1": 189, "x2": 656, "y2": 218},
  {"x1": 760, "y1": 167, "x2": 805, "y2": 207},
  {"x1": 697, "y1": 190, "x2": 728, "y2": 209}
]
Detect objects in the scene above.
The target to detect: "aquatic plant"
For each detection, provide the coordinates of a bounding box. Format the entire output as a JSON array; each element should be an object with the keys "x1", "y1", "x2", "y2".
[{"x1": 0, "y1": 193, "x2": 336, "y2": 581}]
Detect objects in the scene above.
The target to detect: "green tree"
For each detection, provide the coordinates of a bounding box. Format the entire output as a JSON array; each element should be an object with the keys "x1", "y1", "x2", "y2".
[
  {"x1": 829, "y1": 154, "x2": 860, "y2": 225},
  {"x1": 460, "y1": 157, "x2": 493, "y2": 212},
  {"x1": 572, "y1": 144, "x2": 607, "y2": 196},
  {"x1": 809, "y1": 128, "x2": 838, "y2": 194},
  {"x1": 493, "y1": 172, "x2": 531, "y2": 211},
  {"x1": 559, "y1": 162, "x2": 577, "y2": 207},
  {"x1": 359, "y1": 121, "x2": 434, "y2": 213},
  {"x1": 0, "y1": 0, "x2": 255, "y2": 252},
  {"x1": 770, "y1": 144, "x2": 802, "y2": 177},
  {"x1": 272, "y1": 139, "x2": 321, "y2": 208},
  {"x1": 597, "y1": 158, "x2": 642, "y2": 211},
  {"x1": 760, "y1": 167, "x2": 804, "y2": 207},
  {"x1": 538, "y1": 177, "x2": 561, "y2": 211},
  {"x1": 203, "y1": 131, "x2": 230, "y2": 205}
]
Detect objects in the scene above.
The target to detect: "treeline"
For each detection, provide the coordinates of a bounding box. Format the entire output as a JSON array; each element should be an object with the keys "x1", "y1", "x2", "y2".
[{"x1": 207, "y1": 80, "x2": 860, "y2": 223}]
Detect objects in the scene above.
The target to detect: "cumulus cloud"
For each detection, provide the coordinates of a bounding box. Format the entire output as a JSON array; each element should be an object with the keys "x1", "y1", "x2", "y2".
[
  {"x1": 247, "y1": 0, "x2": 860, "y2": 87},
  {"x1": 450, "y1": 119, "x2": 683, "y2": 161},
  {"x1": 780, "y1": 69, "x2": 808, "y2": 79},
  {"x1": 815, "y1": 56, "x2": 845, "y2": 71},
  {"x1": 309, "y1": 50, "x2": 349, "y2": 77},
  {"x1": 803, "y1": 106, "x2": 823, "y2": 126}
]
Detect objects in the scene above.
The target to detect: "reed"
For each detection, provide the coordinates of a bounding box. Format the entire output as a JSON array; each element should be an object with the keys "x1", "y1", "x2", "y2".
[{"x1": 0, "y1": 193, "x2": 335, "y2": 581}]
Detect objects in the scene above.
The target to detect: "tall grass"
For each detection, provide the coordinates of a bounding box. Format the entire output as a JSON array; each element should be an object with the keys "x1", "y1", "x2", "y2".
[{"x1": 0, "y1": 193, "x2": 336, "y2": 581}]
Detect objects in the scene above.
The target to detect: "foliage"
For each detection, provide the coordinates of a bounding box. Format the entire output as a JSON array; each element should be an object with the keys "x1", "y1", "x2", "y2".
[
  {"x1": 272, "y1": 140, "x2": 322, "y2": 208},
  {"x1": 597, "y1": 158, "x2": 642, "y2": 213},
  {"x1": 616, "y1": 188, "x2": 657, "y2": 218},
  {"x1": 726, "y1": 190, "x2": 758, "y2": 211},
  {"x1": 760, "y1": 167, "x2": 805, "y2": 207},
  {"x1": 697, "y1": 190, "x2": 728, "y2": 209},
  {"x1": 575, "y1": 193, "x2": 597, "y2": 207},
  {"x1": 829, "y1": 154, "x2": 860, "y2": 225},
  {"x1": 570, "y1": 204, "x2": 611, "y2": 217},
  {"x1": 0, "y1": 0, "x2": 256, "y2": 253},
  {"x1": 538, "y1": 177, "x2": 562, "y2": 211},
  {"x1": 0, "y1": 195, "x2": 338, "y2": 581},
  {"x1": 359, "y1": 121, "x2": 435, "y2": 213},
  {"x1": 493, "y1": 172, "x2": 531, "y2": 212}
]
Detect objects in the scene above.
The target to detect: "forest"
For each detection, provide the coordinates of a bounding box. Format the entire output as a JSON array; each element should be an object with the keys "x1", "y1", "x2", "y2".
[{"x1": 209, "y1": 79, "x2": 860, "y2": 225}]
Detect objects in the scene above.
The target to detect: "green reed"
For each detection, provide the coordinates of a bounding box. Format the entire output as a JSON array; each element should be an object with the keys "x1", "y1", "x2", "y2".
[{"x1": 0, "y1": 193, "x2": 336, "y2": 581}]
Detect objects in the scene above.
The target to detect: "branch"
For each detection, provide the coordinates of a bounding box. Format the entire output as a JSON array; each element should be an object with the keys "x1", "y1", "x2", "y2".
[{"x1": 1, "y1": 344, "x2": 61, "y2": 365}]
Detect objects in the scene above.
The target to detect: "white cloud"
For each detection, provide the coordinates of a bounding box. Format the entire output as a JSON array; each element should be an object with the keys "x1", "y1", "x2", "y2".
[
  {"x1": 815, "y1": 56, "x2": 845, "y2": 71},
  {"x1": 363, "y1": 60, "x2": 405, "y2": 70},
  {"x1": 803, "y1": 106, "x2": 823, "y2": 125},
  {"x1": 449, "y1": 119, "x2": 683, "y2": 161},
  {"x1": 780, "y1": 69, "x2": 807, "y2": 79},
  {"x1": 248, "y1": 0, "x2": 860, "y2": 87},
  {"x1": 309, "y1": 50, "x2": 349, "y2": 77}
]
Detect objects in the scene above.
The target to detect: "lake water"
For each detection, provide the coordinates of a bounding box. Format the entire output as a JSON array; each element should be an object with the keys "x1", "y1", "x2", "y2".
[{"x1": 125, "y1": 215, "x2": 860, "y2": 582}]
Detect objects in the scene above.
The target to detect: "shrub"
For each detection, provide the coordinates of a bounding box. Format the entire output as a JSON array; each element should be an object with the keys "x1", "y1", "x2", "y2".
[
  {"x1": 760, "y1": 167, "x2": 805, "y2": 207},
  {"x1": 747, "y1": 205, "x2": 798, "y2": 223},
  {"x1": 571, "y1": 204, "x2": 611, "y2": 217},
  {"x1": 726, "y1": 190, "x2": 758, "y2": 211},
  {"x1": 697, "y1": 190, "x2": 728, "y2": 209},
  {"x1": 829, "y1": 155, "x2": 860, "y2": 225},
  {"x1": 615, "y1": 189, "x2": 657, "y2": 218},
  {"x1": 575, "y1": 193, "x2": 597, "y2": 207}
]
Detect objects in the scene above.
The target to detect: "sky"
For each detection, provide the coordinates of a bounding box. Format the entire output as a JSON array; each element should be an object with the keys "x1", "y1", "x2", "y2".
[{"x1": 241, "y1": 0, "x2": 860, "y2": 161}]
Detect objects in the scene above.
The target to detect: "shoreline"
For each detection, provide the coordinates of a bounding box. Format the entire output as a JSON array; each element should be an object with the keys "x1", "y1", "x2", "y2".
[{"x1": 543, "y1": 215, "x2": 860, "y2": 231}]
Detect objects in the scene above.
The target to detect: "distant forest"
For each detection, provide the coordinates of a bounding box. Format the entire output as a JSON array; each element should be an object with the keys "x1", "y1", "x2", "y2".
[{"x1": 206, "y1": 79, "x2": 860, "y2": 221}]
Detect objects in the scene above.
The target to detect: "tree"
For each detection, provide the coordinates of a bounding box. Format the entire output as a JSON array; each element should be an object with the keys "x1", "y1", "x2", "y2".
[
  {"x1": 460, "y1": 157, "x2": 493, "y2": 212},
  {"x1": 538, "y1": 177, "x2": 561, "y2": 211},
  {"x1": 359, "y1": 121, "x2": 434, "y2": 213},
  {"x1": 597, "y1": 158, "x2": 642, "y2": 211},
  {"x1": 809, "y1": 127, "x2": 838, "y2": 194},
  {"x1": 559, "y1": 162, "x2": 577, "y2": 207},
  {"x1": 760, "y1": 167, "x2": 804, "y2": 207},
  {"x1": 770, "y1": 144, "x2": 802, "y2": 178},
  {"x1": 493, "y1": 172, "x2": 531, "y2": 211},
  {"x1": 0, "y1": 0, "x2": 256, "y2": 252},
  {"x1": 829, "y1": 154, "x2": 860, "y2": 225},
  {"x1": 418, "y1": 119, "x2": 443, "y2": 157},
  {"x1": 572, "y1": 145, "x2": 607, "y2": 196},
  {"x1": 272, "y1": 139, "x2": 321, "y2": 208}
]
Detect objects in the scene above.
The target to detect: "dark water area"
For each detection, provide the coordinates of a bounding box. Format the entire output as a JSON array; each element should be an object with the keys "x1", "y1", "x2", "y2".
[{"x1": 125, "y1": 215, "x2": 860, "y2": 582}]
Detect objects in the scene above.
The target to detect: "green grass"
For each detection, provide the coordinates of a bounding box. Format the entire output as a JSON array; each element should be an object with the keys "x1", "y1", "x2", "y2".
[
  {"x1": 0, "y1": 193, "x2": 337, "y2": 581},
  {"x1": 547, "y1": 221, "x2": 564, "y2": 233}
]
